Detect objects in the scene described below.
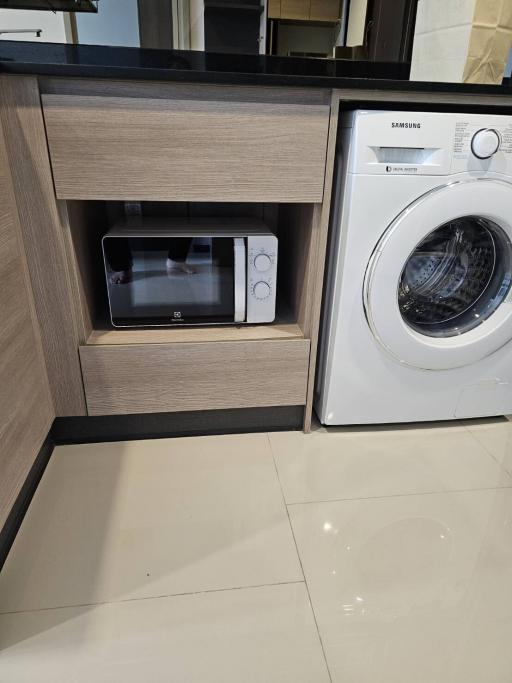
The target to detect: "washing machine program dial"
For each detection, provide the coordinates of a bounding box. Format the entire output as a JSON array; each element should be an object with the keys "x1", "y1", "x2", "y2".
[{"x1": 471, "y1": 128, "x2": 500, "y2": 159}]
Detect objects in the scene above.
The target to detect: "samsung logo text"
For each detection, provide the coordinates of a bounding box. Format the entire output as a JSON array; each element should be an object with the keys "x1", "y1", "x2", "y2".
[{"x1": 392, "y1": 122, "x2": 421, "y2": 129}]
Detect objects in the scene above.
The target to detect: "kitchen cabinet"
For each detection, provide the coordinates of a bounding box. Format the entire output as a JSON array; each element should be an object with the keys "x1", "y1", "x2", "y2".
[
  {"x1": 0, "y1": 111, "x2": 53, "y2": 532},
  {"x1": 310, "y1": 0, "x2": 340, "y2": 21},
  {"x1": 42, "y1": 93, "x2": 330, "y2": 203},
  {"x1": 269, "y1": 0, "x2": 340, "y2": 21},
  {"x1": 80, "y1": 339, "x2": 310, "y2": 416},
  {"x1": 280, "y1": 0, "x2": 310, "y2": 20},
  {"x1": 268, "y1": 0, "x2": 281, "y2": 18},
  {"x1": 1, "y1": 55, "x2": 498, "y2": 551}
]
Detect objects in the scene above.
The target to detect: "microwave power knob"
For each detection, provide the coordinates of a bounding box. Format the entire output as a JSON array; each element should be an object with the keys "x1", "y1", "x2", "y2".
[
  {"x1": 253, "y1": 281, "x2": 271, "y2": 299},
  {"x1": 254, "y1": 253, "x2": 272, "y2": 272}
]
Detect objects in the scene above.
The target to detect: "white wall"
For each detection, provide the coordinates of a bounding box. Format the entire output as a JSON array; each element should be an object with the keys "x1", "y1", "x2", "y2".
[
  {"x1": 259, "y1": 0, "x2": 266, "y2": 55},
  {"x1": 346, "y1": 0, "x2": 368, "y2": 47},
  {"x1": 0, "y1": 9, "x2": 71, "y2": 42},
  {"x1": 410, "y1": 0, "x2": 476, "y2": 82},
  {"x1": 506, "y1": 47, "x2": 512, "y2": 78},
  {"x1": 189, "y1": 0, "x2": 204, "y2": 51},
  {"x1": 76, "y1": 0, "x2": 139, "y2": 47}
]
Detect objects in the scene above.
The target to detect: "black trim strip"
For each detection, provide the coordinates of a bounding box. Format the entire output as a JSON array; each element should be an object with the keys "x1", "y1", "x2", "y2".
[
  {"x1": 51, "y1": 406, "x2": 303, "y2": 444},
  {"x1": 0, "y1": 433, "x2": 54, "y2": 572}
]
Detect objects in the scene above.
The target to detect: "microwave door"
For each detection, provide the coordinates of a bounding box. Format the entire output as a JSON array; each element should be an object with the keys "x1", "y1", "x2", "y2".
[
  {"x1": 233, "y1": 237, "x2": 246, "y2": 323},
  {"x1": 104, "y1": 235, "x2": 239, "y2": 327}
]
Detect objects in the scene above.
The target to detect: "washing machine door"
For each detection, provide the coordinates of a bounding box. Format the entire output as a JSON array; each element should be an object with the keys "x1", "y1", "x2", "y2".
[{"x1": 364, "y1": 179, "x2": 512, "y2": 370}]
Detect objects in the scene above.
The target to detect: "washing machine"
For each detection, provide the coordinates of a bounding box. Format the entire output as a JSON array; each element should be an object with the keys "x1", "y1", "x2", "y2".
[{"x1": 315, "y1": 109, "x2": 512, "y2": 425}]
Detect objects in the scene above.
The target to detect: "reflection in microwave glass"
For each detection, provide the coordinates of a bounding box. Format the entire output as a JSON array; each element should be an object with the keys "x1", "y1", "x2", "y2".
[{"x1": 107, "y1": 237, "x2": 232, "y2": 319}]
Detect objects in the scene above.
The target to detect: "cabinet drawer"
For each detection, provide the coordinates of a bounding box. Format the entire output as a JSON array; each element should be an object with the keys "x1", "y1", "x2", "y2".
[
  {"x1": 79, "y1": 339, "x2": 310, "y2": 416},
  {"x1": 42, "y1": 94, "x2": 330, "y2": 202}
]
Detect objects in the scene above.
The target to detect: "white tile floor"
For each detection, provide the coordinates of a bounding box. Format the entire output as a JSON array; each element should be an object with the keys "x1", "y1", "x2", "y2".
[{"x1": 2, "y1": 419, "x2": 512, "y2": 681}]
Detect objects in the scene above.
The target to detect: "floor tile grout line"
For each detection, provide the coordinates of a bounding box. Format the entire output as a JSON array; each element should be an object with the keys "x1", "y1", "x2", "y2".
[
  {"x1": 0, "y1": 579, "x2": 307, "y2": 617},
  {"x1": 266, "y1": 432, "x2": 334, "y2": 683},
  {"x1": 462, "y1": 423, "x2": 512, "y2": 477},
  {"x1": 285, "y1": 483, "x2": 512, "y2": 507}
]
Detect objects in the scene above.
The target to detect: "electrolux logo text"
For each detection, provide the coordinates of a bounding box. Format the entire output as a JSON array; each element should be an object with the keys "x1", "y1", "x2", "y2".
[{"x1": 391, "y1": 122, "x2": 421, "y2": 128}]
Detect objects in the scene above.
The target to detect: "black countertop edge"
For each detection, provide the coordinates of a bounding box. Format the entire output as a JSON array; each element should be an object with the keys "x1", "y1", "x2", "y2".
[{"x1": 1, "y1": 40, "x2": 512, "y2": 96}]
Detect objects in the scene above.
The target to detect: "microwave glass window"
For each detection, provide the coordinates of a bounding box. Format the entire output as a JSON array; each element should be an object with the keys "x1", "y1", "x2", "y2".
[{"x1": 104, "y1": 236, "x2": 236, "y2": 325}]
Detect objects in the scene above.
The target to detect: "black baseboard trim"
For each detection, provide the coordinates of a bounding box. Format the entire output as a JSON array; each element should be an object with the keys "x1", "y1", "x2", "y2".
[
  {"x1": 0, "y1": 433, "x2": 54, "y2": 572},
  {"x1": 51, "y1": 405, "x2": 304, "y2": 444}
]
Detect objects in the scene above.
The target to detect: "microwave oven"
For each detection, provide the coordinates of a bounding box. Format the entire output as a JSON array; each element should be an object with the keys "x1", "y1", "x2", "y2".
[{"x1": 102, "y1": 217, "x2": 278, "y2": 328}]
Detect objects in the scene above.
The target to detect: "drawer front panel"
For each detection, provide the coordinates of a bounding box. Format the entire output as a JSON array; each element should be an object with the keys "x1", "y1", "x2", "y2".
[
  {"x1": 79, "y1": 339, "x2": 310, "y2": 415},
  {"x1": 42, "y1": 94, "x2": 330, "y2": 202}
]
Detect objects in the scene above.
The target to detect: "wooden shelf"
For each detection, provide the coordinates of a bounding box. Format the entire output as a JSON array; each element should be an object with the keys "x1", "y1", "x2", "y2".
[{"x1": 87, "y1": 318, "x2": 304, "y2": 346}]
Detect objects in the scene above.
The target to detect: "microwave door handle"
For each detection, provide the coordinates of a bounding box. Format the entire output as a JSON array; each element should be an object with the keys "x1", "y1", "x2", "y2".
[{"x1": 233, "y1": 237, "x2": 246, "y2": 323}]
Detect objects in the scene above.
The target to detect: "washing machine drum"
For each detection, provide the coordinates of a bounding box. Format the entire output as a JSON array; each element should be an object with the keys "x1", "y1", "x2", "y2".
[
  {"x1": 398, "y1": 217, "x2": 511, "y2": 337},
  {"x1": 364, "y1": 180, "x2": 512, "y2": 370}
]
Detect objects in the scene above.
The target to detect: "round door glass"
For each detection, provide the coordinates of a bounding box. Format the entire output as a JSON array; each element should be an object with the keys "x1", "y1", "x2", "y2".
[{"x1": 398, "y1": 216, "x2": 512, "y2": 337}]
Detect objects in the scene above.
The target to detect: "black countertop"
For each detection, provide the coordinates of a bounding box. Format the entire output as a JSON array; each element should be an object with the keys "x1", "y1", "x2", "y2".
[{"x1": 0, "y1": 40, "x2": 511, "y2": 95}]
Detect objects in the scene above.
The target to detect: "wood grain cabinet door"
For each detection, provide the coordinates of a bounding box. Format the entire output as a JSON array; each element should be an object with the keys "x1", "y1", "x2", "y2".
[
  {"x1": 310, "y1": 0, "x2": 340, "y2": 21},
  {"x1": 41, "y1": 94, "x2": 330, "y2": 203},
  {"x1": 280, "y1": 0, "x2": 310, "y2": 19},
  {"x1": 79, "y1": 339, "x2": 310, "y2": 416},
  {"x1": 0, "y1": 124, "x2": 53, "y2": 531},
  {"x1": 268, "y1": 0, "x2": 281, "y2": 17}
]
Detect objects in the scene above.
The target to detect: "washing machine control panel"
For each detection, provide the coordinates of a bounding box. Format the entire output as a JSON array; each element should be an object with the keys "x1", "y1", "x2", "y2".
[
  {"x1": 347, "y1": 110, "x2": 512, "y2": 176},
  {"x1": 452, "y1": 117, "x2": 512, "y2": 171}
]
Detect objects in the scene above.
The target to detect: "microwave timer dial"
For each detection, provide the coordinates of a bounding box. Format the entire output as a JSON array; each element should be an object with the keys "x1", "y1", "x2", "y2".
[
  {"x1": 254, "y1": 253, "x2": 272, "y2": 272},
  {"x1": 253, "y1": 281, "x2": 271, "y2": 300}
]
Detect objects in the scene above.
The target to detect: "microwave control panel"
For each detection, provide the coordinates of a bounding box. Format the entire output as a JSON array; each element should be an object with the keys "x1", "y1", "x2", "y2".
[{"x1": 246, "y1": 234, "x2": 278, "y2": 323}]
